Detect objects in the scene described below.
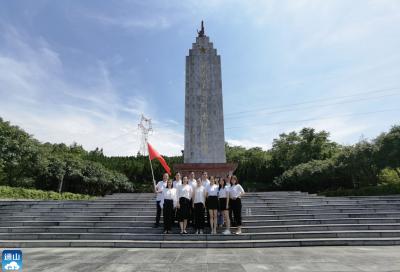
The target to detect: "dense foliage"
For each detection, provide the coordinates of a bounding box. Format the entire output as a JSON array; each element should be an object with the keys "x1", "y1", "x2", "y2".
[
  {"x1": 1, "y1": 116, "x2": 399, "y2": 195},
  {"x1": 0, "y1": 186, "x2": 93, "y2": 200},
  {"x1": 0, "y1": 118, "x2": 133, "y2": 196}
]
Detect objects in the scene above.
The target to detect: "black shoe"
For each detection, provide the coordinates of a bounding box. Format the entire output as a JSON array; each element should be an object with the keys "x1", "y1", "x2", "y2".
[{"x1": 153, "y1": 223, "x2": 160, "y2": 228}]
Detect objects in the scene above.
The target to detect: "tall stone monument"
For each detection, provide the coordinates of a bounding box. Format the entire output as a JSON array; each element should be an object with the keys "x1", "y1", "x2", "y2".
[{"x1": 174, "y1": 21, "x2": 237, "y2": 177}]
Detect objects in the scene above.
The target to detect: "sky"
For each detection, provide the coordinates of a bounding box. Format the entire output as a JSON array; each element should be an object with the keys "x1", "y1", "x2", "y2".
[{"x1": 0, "y1": 0, "x2": 399, "y2": 156}]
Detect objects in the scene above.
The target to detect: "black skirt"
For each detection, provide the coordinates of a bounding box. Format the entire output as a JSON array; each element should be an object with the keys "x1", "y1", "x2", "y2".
[
  {"x1": 218, "y1": 197, "x2": 228, "y2": 211},
  {"x1": 177, "y1": 197, "x2": 190, "y2": 221},
  {"x1": 207, "y1": 196, "x2": 218, "y2": 210}
]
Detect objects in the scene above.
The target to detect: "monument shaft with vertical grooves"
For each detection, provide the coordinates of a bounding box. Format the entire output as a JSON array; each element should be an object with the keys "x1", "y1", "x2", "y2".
[{"x1": 184, "y1": 34, "x2": 226, "y2": 163}]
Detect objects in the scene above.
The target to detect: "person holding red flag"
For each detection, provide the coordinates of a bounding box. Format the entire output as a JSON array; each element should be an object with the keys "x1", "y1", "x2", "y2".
[
  {"x1": 154, "y1": 173, "x2": 168, "y2": 228},
  {"x1": 148, "y1": 143, "x2": 172, "y2": 228}
]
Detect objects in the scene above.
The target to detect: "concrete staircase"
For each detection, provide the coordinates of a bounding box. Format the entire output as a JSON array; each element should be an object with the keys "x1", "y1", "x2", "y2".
[{"x1": 1, "y1": 192, "x2": 400, "y2": 248}]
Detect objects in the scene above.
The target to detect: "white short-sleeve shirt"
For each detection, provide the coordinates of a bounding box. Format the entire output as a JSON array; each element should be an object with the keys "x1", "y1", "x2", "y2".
[
  {"x1": 193, "y1": 185, "x2": 206, "y2": 204},
  {"x1": 160, "y1": 187, "x2": 178, "y2": 208},
  {"x1": 178, "y1": 184, "x2": 192, "y2": 200},
  {"x1": 230, "y1": 184, "x2": 245, "y2": 199},
  {"x1": 156, "y1": 181, "x2": 167, "y2": 201},
  {"x1": 201, "y1": 179, "x2": 210, "y2": 189},
  {"x1": 188, "y1": 179, "x2": 197, "y2": 189},
  {"x1": 173, "y1": 180, "x2": 182, "y2": 189},
  {"x1": 207, "y1": 184, "x2": 219, "y2": 197},
  {"x1": 218, "y1": 186, "x2": 229, "y2": 198}
]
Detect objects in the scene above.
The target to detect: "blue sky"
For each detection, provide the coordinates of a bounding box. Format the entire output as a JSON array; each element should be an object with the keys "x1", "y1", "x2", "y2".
[{"x1": 0, "y1": 0, "x2": 399, "y2": 156}]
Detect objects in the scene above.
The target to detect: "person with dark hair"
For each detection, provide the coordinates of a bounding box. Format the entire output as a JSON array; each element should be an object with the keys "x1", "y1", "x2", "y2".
[
  {"x1": 153, "y1": 173, "x2": 168, "y2": 228},
  {"x1": 172, "y1": 172, "x2": 182, "y2": 224},
  {"x1": 230, "y1": 175, "x2": 245, "y2": 234},
  {"x1": 226, "y1": 173, "x2": 234, "y2": 226},
  {"x1": 177, "y1": 176, "x2": 192, "y2": 234},
  {"x1": 173, "y1": 172, "x2": 182, "y2": 188},
  {"x1": 192, "y1": 178, "x2": 206, "y2": 234},
  {"x1": 201, "y1": 172, "x2": 211, "y2": 228},
  {"x1": 160, "y1": 179, "x2": 178, "y2": 234},
  {"x1": 188, "y1": 172, "x2": 197, "y2": 227},
  {"x1": 206, "y1": 176, "x2": 219, "y2": 234},
  {"x1": 218, "y1": 177, "x2": 231, "y2": 235}
]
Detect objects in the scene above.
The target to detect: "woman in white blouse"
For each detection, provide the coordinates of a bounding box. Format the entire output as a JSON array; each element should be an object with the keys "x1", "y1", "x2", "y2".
[
  {"x1": 160, "y1": 179, "x2": 178, "y2": 234},
  {"x1": 206, "y1": 176, "x2": 219, "y2": 234},
  {"x1": 177, "y1": 176, "x2": 192, "y2": 234},
  {"x1": 218, "y1": 177, "x2": 231, "y2": 235},
  {"x1": 230, "y1": 175, "x2": 245, "y2": 234},
  {"x1": 192, "y1": 179, "x2": 206, "y2": 234}
]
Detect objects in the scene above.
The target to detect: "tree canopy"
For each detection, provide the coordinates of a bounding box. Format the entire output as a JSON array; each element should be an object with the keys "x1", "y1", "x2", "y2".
[{"x1": 1, "y1": 117, "x2": 399, "y2": 195}]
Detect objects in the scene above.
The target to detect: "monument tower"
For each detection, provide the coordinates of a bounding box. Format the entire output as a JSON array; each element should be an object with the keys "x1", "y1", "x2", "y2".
[{"x1": 175, "y1": 21, "x2": 237, "y2": 176}]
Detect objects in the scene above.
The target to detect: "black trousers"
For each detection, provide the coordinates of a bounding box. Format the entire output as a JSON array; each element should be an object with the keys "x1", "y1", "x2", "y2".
[
  {"x1": 194, "y1": 202, "x2": 205, "y2": 230},
  {"x1": 205, "y1": 198, "x2": 210, "y2": 227},
  {"x1": 228, "y1": 199, "x2": 234, "y2": 225},
  {"x1": 163, "y1": 199, "x2": 174, "y2": 231},
  {"x1": 189, "y1": 199, "x2": 195, "y2": 225},
  {"x1": 155, "y1": 200, "x2": 162, "y2": 225},
  {"x1": 231, "y1": 198, "x2": 242, "y2": 226}
]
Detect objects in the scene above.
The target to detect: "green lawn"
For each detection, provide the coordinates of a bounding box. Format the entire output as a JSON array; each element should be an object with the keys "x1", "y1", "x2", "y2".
[{"x1": 0, "y1": 186, "x2": 94, "y2": 200}]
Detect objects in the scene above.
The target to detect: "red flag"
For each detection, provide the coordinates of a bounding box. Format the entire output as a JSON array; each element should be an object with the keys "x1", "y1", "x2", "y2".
[{"x1": 147, "y1": 142, "x2": 171, "y2": 175}]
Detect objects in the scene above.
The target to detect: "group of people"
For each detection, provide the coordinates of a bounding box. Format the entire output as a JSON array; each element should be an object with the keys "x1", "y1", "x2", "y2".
[{"x1": 154, "y1": 171, "x2": 245, "y2": 235}]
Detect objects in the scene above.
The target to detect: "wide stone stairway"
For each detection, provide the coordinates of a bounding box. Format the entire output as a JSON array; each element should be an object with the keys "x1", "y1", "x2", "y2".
[{"x1": 1, "y1": 191, "x2": 400, "y2": 248}]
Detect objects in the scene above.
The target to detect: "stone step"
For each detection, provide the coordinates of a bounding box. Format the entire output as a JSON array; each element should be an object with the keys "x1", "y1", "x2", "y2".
[
  {"x1": 1, "y1": 217, "x2": 400, "y2": 228},
  {"x1": 2, "y1": 208, "x2": 399, "y2": 217},
  {"x1": 1, "y1": 230, "x2": 400, "y2": 240},
  {"x1": 3, "y1": 202, "x2": 400, "y2": 211},
  {"x1": 2, "y1": 212, "x2": 400, "y2": 222},
  {"x1": 1, "y1": 223, "x2": 399, "y2": 234},
  {"x1": 1, "y1": 237, "x2": 399, "y2": 248},
  {"x1": 1, "y1": 191, "x2": 399, "y2": 248}
]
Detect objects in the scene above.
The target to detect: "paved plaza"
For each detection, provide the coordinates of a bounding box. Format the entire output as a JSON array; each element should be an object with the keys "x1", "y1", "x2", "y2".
[{"x1": 11, "y1": 246, "x2": 400, "y2": 272}]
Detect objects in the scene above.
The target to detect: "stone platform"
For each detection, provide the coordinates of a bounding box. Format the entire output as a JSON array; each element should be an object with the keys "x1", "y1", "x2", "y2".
[
  {"x1": 13, "y1": 246, "x2": 400, "y2": 272},
  {"x1": 1, "y1": 192, "x2": 400, "y2": 248}
]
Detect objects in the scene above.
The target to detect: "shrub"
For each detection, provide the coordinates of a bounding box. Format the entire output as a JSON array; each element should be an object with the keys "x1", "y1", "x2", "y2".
[{"x1": 0, "y1": 186, "x2": 93, "y2": 200}]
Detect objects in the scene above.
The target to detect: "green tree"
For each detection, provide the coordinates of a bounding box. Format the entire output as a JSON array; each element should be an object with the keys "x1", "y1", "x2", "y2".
[
  {"x1": 375, "y1": 125, "x2": 400, "y2": 177},
  {"x1": 271, "y1": 128, "x2": 338, "y2": 171}
]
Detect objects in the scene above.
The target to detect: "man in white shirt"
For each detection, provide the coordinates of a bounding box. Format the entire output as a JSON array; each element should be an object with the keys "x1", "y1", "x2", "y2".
[
  {"x1": 173, "y1": 172, "x2": 182, "y2": 189},
  {"x1": 201, "y1": 171, "x2": 211, "y2": 228},
  {"x1": 201, "y1": 171, "x2": 210, "y2": 189},
  {"x1": 188, "y1": 172, "x2": 197, "y2": 226},
  {"x1": 192, "y1": 179, "x2": 206, "y2": 234},
  {"x1": 188, "y1": 172, "x2": 197, "y2": 188},
  {"x1": 154, "y1": 173, "x2": 168, "y2": 228}
]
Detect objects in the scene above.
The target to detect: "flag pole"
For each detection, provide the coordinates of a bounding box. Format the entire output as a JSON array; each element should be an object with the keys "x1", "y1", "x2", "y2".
[
  {"x1": 147, "y1": 143, "x2": 157, "y2": 192},
  {"x1": 148, "y1": 153, "x2": 156, "y2": 190}
]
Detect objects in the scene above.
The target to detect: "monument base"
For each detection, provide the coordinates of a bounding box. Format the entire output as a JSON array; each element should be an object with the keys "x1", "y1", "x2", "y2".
[{"x1": 173, "y1": 163, "x2": 238, "y2": 178}]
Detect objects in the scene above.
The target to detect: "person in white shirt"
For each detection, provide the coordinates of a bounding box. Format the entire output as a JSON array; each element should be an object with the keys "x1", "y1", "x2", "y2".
[
  {"x1": 173, "y1": 172, "x2": 182, "y2": 189},
  {"x1": 218, "y1": 177, "x2": 231, "y2": 235},
  {"x1": 172, "y1": 172, "x2": 182, "y2": 224},
  {"x1": 154, "y1": 173, "x2": 168, "y2": 228},
  {"x1": 226, "y1": 174, "x2": 234, "y2": 226},
  {"x1": 206, "y1": 176, "x2": 220, "y2": 234},
  {"x1": 188, "y1": 172, "x2": 197, "y2": 227},
  {"x1": 201, "y1": 171, "x2": 211, "y2": 228},
  {"x1": 230, "y1": 175, "x2": 245, "y2": 234},
  {"x1": 201, "y1": 171, "x2": 210, "y2": 188},
  {"x1": 188, "y1": 172, "x2": 197, "y2": 188},
  {"x1": 160, "y1": 179, "x2": 178, "y2": 234},
  {"x1": 192, "y1": 179, "x2": 206, "y2": 234},
  {"x1": 177, "y1": 176, "x2": 192, "y2": 234}
]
